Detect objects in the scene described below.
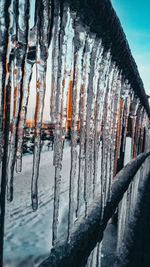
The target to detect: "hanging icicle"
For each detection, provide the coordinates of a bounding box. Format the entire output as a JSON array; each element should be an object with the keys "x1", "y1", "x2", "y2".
[
  {"x1": 52, "y1": 4, "x2": 74, "y2": 245},
  {"x1": 6, "y1": 0, "x2": 30, "y2": 202},
  {"x1": 101, "y1": 62, "x2": 116, "y2": 206},
  {"x1": 0, "y1": 0, "x2": 12, "y2": 264},
  {"x1": 68, "y1": 19, "x2": 87, "y2": 239},
  {"x1": 31, "y1": 0, "x2": 53, "y2": 211},
  {"x1": 16, "y1": 1, "x2": 37, "y2": 173}
]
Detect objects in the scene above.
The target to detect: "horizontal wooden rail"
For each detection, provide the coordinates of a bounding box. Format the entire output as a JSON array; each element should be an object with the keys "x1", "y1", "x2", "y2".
[{"x1": 39, "y1": 151, "x2": 150, "y2": 267}]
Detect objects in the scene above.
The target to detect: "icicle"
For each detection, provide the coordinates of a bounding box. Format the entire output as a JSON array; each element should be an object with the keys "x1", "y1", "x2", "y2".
[
  {"x1": 92, "y1": 43, "x2": 104, "y2": 197},
  {"x1": 93, "y1": 50, "x2": 112, "y2": 217},
  {"x1": 52, "y1": 6, "x2": 74, "y2": 245},
  {"x1": 89, "y1": 40, "x2": 103, "y2": 200},
  {"x1": 138, "y1": 107, "x2": 145, "y2": 154},
  {"x1": 86, "y1": 254, "x2": 92, "y2": 267},
  {"x1": 101, "y1": 62, "x2": 115, "y2": 209},
  {"x1": 76, "y1": 35, "x2": 101, "y2": 218},
  {"x1": 97, "y1": 242, "x2": 103, "y2": 267},
  {"x1": 6, "y1": 0, "x2": 30, "y2": 202},
  {"x1": 122, "y1": 82, "x2": 130, "y2": 153},
  {"x1": 0, "y1": 0, "x2": 16, "y2": 175},
  {"x1": 130, "y1": 95, "x2": 139, "y2": 157},
  {"x1": 105, "y1": 63, "x2": 118, "y2": 199},
  {"x1": 84, "y1": 36, "x2": 106, "y2": 216},
  {"x1": 133, "y1": 105, "x2": 143, "y2": 157},
  {"x1": 16, "y1": 0, "x2": 37, "y2": 173},
  {"x1": 109, "y1": 68, "x2": 121, "y2": 178},
  {"x1": 86, "y1": 245, "x2": 100, "y2": 267},
  {"x1": 113, "y1": 73, "x2": 123, "y2": 176},
  {"x1": 0, "y1": 0, "x2": 12, "y2": 263},
  {"x1": 89, "y1": 250, "x2": 94, "y2": 266},
  {"x1": 16, "y1": 62, "x2": 34, "y2": 173},
  {"x1": 91, "y1": 246, "x2": 98, "y2": 266},
  {"x1": 93, "y1": 49, "x2": 111, "y2": 198},
  {"x1": 117, "y1": 191, "x2": 128, "y2": 253},
  {"x1": 117, "y1": 77, "x2": 125, "y2": 160},
  {"x1": 118, "y1": 77, "x2": 131, "y2": 158},
  {"x1": 67, "y1": 21, "x2": 87, "y2": 239},
  {"x1": 31, "y1": 0, "x2": 53, "y2": 211},
  {"x1": 50, "y1": 1, "x2": 62, "y2": 171},
  {"x1": 50, "y1": 2, "x2": 60, "y2": 124},
  {"x1": 0, "y1": 4, "x2": 6, "y2": 168},
  {"x1": 139, "y1": 107, "x2": 146, "y2": 153}
]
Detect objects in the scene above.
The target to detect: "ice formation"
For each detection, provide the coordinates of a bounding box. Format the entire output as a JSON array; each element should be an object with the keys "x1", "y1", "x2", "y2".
[{"x1": 0, "y1": 0, "x2": 150, "y2": 265}]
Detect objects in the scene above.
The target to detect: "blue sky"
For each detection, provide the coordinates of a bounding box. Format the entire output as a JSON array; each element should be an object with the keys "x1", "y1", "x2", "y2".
[{"x1": 111, "y1": 0, "x2": 150, "y2": 95}]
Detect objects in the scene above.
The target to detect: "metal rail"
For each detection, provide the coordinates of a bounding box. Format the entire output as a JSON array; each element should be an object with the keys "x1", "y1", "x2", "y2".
[{"x1": 39, "y1": 151, "x2": 150, "y2": 267}]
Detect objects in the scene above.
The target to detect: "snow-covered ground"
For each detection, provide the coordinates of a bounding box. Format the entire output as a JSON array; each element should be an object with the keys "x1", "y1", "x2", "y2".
[{"x1": 4, "y1": 145, "x2": 71, "y2": 266}]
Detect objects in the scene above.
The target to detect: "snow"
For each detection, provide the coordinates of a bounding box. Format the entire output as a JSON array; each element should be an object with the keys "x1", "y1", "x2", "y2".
[{"x1": 4, "y1": 146, "x2": 71, "y2": 266}]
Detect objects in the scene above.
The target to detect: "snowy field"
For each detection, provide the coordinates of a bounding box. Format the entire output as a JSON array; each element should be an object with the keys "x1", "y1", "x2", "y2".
[{"x1": 4, "y1": 145, "x2": 71, "y2": 266}]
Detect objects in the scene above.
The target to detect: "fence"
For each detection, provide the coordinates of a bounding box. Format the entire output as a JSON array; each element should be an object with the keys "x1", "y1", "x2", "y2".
[{"x1": 0, "y1": 0, "x2": 150, "y2": 266}]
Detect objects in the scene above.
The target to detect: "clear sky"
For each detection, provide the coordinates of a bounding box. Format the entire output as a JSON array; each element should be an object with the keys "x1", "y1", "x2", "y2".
[{"x1": 111, "y1": 0, "x2": 150, "y2": 95}]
